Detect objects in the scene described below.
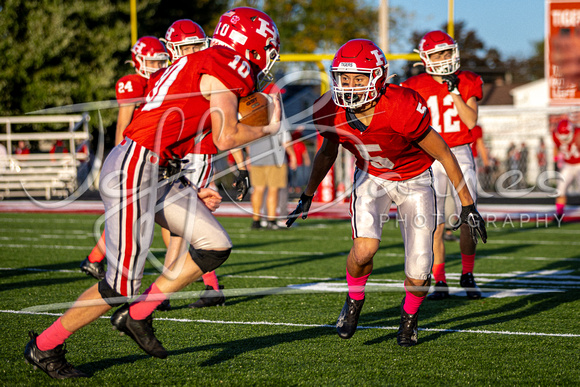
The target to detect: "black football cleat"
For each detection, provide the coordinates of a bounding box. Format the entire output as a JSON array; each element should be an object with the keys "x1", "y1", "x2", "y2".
[
  {"x1": 336, "y1": 295, "x2": 365, "y2": 339},
  {"x1": 427, "y1": 281, "x2": 450, "y2": 301},
  {"x1": 397, "y1": 298, "x2": 419, "y2": 347},
  {"x1": 460, "y1": 272, "x2": 482, "y2": 299},
  {"x1": 79, "y1": 257, "x2": 106, "y2": 281},
  {"x1": 111, "y1": 304, "x2": 167, "y2": 359},
  {"x1": 24, "y1": 331, "x2": 88, "y2": 379},
  {"x1": 188, "y1": 285, "x2": 225, "y2": 308},
  {"x1": 156, "y1": 299, "x2": 171, "y2": 312}
]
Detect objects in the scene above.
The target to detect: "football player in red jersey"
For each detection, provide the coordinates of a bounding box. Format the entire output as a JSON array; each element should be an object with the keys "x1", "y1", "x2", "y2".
[
  {"x1": 25, "y1": 7, "x2": 281, "y2": 378},
  {"x1": 287, "y1": 39, "x2": 486, "y2": 347},
  {"x1": 158, "y1": 19, "x2": 249, "y2": 309},
  {"x1": 79, "y1": 36, "x2": 169, "y2": 282},
  {"x1": 553, "y1": 115, "x2": 580, "y2": 222},
  {"x1": 401, "y1": 30, "x2": 484, "y2": 300}
]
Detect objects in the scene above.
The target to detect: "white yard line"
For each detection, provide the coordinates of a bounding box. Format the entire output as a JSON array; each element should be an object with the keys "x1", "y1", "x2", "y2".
[
  {"x1": 1, "y1": 309, "x2": 578, "y2": 338},
  {"x1": 2, "y1": 267, "x2": 580, "y2": 287},
  {"x1": 1, "y1": 241, "x2": 579, "y2": 263}
]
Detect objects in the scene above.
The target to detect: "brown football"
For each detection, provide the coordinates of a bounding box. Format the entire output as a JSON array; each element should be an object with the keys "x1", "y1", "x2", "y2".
[{"x1": 238, "y1": 92, "x2": 273, "y2": 126}]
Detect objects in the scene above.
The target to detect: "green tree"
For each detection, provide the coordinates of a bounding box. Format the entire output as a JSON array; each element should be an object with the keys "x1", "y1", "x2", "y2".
[
  {"x1": 234, "y1": 0, "x2": 409, "y2": 54},
  {"x1": 503, "y1": 41, "x2": 544, "y2": 83},
  {"x1": 136, "y1": 0, "x2": 228, "y2": 43},
  {"x1": 0, "y1": 1, "x2": 130, "y2": 117}
]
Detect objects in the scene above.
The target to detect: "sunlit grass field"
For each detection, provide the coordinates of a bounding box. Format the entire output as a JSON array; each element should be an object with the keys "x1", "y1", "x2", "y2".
[{"x1": 1, "y1": 212, "x2": 579, "y2": 385}]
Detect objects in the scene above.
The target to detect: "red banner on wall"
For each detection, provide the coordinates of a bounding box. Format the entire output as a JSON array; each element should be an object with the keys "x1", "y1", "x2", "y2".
[{"x1": 546, "y1": 0, "x2": 580, "y2": 105}]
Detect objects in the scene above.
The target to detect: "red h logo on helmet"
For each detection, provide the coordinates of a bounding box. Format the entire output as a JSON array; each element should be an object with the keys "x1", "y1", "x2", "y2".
[{"x1": 211, "y1": 7, "x2": 280, "y2": 90}]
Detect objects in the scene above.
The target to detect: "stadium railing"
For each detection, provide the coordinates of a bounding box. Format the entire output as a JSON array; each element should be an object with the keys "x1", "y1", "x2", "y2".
[{"x1": 0, "y1": 114, "x2": 90, "y2": 200}]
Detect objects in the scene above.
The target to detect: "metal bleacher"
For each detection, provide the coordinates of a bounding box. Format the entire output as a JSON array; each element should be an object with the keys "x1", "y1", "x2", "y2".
[{"x1": 0, "y1": 114, "x2": 90, "y2": 200}]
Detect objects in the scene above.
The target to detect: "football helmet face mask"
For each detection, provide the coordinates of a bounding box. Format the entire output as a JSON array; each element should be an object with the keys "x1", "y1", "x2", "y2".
[
  {"x1": 330, "y1": 39, "x2": 389, "y2": 109},
  {"x1": 131, "y1": 36, "x2": 170, "y2": 79},
  {"x1": 556, "y1": 119, "x2": 574, "y2": 144},
  {"x1": 415, "y1": 30, "x2": 460, "y2": 75},
  {"x1": 211, "y1": 7, "x2": 280, "y2": 91},
  {"x1": 162, "y1": 19, "x2": 209, "y2": 62}
]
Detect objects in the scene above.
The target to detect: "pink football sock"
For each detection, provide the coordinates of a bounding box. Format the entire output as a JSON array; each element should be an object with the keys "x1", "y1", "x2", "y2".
[
  {"x1": 403, "y1": 287, "x2": 425, "y2": 315},
  {"x1": 461, "y1": 253, "x2": 476, "y2": 274},
  {"x1": 88, "y1": 232, "x2": 106, "y2": 263},
  {"x1": 346, "y1": 270, "x2": 371, "y2": 301},
  {"x1": 202, "y1": 271, "x2": 220, "y2": 290},
  {"x1": 36, "y1": 317, "x2": 73, "y2": 351},
  {"x1": 432, "y1": 263, "x2": 446, "y2": 283},
  {"x1": 556, "y1": 203, "x2": 565, "y2": 217},
  {"x1": 129, "y1": 283, "x2": 167, "y2": 320}
]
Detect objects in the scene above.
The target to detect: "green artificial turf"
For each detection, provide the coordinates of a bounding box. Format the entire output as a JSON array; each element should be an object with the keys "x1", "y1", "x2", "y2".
[{"x1": 0, "y1": 213, "x2": 578, "y2": 385}]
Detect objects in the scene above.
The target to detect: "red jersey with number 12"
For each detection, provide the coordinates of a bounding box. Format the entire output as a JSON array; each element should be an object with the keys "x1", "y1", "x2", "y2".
[
  {"x1": 313, "y1": 85, "x2": 434, "y2": 181},
  {"x1": 124, "y1": 46, "x2": 255, "y2": 161},
  {"x1": 402, "y1": 70, "x2": 483, "y2": 148}
]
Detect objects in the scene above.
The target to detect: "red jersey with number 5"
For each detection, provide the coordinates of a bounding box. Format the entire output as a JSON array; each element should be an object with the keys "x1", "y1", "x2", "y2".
[
  {"x1": 123, "y1": 46, "x2": 255, "y2": 161},
  {"x1": 313, "y1": 85, "x2": 434, "y2": 181},
  {"x1": 401, "y1": 70, "x2": 483, "y2": 148},
  {"x1": 116, "y1": 74, "x2": 148, "y2": 110}
]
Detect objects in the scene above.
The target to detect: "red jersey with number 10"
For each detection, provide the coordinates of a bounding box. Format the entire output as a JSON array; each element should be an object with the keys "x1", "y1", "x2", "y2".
[
  {"x1": 123, "y1": 46, "x2": 255, "y2": 161},
  {"x1": 313, "y1": 85, "x2": 434, "y2": 181},
  {"x1": 402, "y1": 70, "x2": 483, "y2": 148}
]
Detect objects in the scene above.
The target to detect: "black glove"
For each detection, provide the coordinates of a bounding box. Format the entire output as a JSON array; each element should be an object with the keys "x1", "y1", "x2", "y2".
[
  {"x1": 441, "y1": 73, "x2": 460, "y2": 94},
  {"x1": 232, "y1": 170, "x2": 250, "y2": 202},
  {"x1": 286, "y1": 192, "x2": 313, "y2": 227},
  {"x1": 453, "y1": 204, "x2": 487, "y2": 244}
]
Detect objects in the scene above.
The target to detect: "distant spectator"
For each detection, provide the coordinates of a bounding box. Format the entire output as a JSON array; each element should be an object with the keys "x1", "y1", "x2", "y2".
[
  {"x1": 14, "y1": 140, "x2": 31, "y2": 156},
  {"x1": 50, "y1": 140, "x2": 69, "y2": 154},
  {"x1": 49, "y1": 140, "x2": 69, "y2": 162},
  {"x1": 519, "y1": 142, "x2": 529, "y2": 187},
  {"x1": 505, "y1": 142, "x2": 518, "y2": 186},
  {"x1": 537, "y1": 138, "x2": 547, "y2": 175}
]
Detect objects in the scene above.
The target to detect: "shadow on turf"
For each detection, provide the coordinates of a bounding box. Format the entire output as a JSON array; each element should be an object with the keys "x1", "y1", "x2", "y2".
[
  {"x1": 77, "y1": 326, "x2": 336, "y2": 373},
  {"x1": 172, "y1": 326, "x2": 336, "y2": 367},
  {"x1": 416, "y1": 291, "x2": 577, "y2": 345},
  {"x1": 0, "y1": 261, "x2": 99, "y2": 292},
  {"x1": 233, "y1": 238, "x2": 305, "y2": 250},
  {"x1": 221, "y1": 249, "x2": 351, "y2": 277},
  {"x1": 397, "y1": 253, "x2": 580, "y2": 345}
]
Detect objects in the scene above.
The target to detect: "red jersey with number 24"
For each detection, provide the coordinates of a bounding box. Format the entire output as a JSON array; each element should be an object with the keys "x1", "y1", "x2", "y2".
[
  {"x1": 402, "y1": 70, "x2": 483, "y2": 148},
  {"x1": 116, "y1": 74, "x2": 148, "y2": 106},
  {"x1": 124, "y1": 46, "x2": 255, "y2": 161},
  {"x1": 313, "y1": 85, "x2": 434, "y2": 181}
]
